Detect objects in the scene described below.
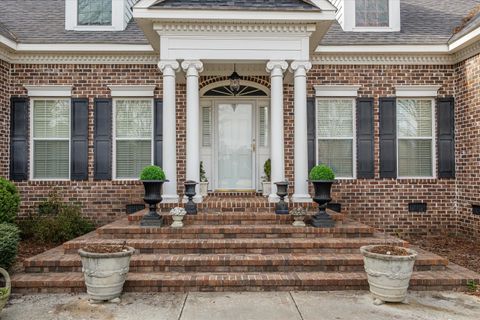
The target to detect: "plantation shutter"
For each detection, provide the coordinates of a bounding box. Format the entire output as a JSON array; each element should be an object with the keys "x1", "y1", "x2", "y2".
[
  {"x1": 10, "y1": 98, "x2": 29, "y2": 181},
  {"x1": 437, "y1": 97, "x2": 455, "y2": 178},
  {"x1": 258, "y1": 106, "x2": 268, "y2": 147},
  {"x1": 356, "y1": 98, "x2": 375, "y2": 178},
  {"x1": 154, "y1": 99, "x2": 163, "y2": 167},
  {"x1": 379, "y1": 98, "x2": 397, "y2": 178},
  {"x1": 307, "y1": 97, "x2": 316, "y2": 171},
  {"x1": 94, "y1": 98, "x2": 112, "y2": 180},
  {"x1": 71, "y1": 98, "x2": 89, "y2": 180}
]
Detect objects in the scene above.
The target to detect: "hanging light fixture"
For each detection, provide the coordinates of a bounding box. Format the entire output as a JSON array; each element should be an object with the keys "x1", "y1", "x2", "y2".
[{"x1": 229, "y1": 64, "x2": 241, "y2": 95}]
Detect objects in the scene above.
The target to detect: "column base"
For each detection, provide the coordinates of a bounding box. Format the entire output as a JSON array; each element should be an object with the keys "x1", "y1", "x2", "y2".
[
  {"x1": 162, "y1": 194, "x2": 180, "y2": 204},
  {"x1": 291, "y1": 194, "x2": 312, "y2": 203}
]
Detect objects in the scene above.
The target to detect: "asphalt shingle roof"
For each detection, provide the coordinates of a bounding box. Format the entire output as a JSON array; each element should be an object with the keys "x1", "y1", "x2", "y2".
[
  {"x1": 321, "y1": 0, "x2": 480, "y2": 45},
  {"x1": 0, "y1": 0, "x2": 478, "y2": 46},
  {"x1": 0, "y1": 21, "x2": 16, "y2": 42},
  {"x1": 153, "y1": 0, "x2": 318, "y2": 11}
]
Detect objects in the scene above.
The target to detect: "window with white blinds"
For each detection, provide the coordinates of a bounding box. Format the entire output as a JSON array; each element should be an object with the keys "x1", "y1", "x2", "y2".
[
  {"x1": 355, "y1": 0, "x2": 389, "y2": 27},
  {"x1": 316, "y1": 99, "x2": 355, "y2": 178},
  {"x1": 397, "y1": 99, "x2": 434, "y2": 177},
  {"x1": 202, "y1": 106, "x2": 212, "y2": 147},
  {"x1": 114, "y1": 99, "x2": 153, "y2": 179},
  {"x1": 78, "y1": 0, "x2": 112, "y2": 26},
  {"x1": 32, "y1": 99, "x2": 71, "y2": 179},
  {"x1": 259, "y1": 106, "x2": 269, "y2": 147}
]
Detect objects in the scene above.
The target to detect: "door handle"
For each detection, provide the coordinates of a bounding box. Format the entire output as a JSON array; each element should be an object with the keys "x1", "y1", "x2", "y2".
[{"x1": 252, "y1": 143, "x2": 256, "y2": 152}]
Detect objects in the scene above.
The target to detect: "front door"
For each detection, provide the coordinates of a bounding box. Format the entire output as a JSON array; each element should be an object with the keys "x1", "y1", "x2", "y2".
[{"x1": 216, "y1": 103, "x2": 254, "y2": 190}]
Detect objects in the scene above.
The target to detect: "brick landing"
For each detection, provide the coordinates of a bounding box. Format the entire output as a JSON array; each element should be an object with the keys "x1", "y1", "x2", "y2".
[{"x1": 12, "y1": 209, "x2": 480, "y2": 293}]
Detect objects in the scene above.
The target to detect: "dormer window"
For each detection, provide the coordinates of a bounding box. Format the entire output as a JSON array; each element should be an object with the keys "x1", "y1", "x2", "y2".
[
  {"x1": 65, "y1": 0, "x2": 132, "y2": 31},
  {"x1": 78, "y1": 0, "x2": 112, "y2": 26},
  {"x1": 355, "y1": 0, "x2": 389, "y2": 27}
]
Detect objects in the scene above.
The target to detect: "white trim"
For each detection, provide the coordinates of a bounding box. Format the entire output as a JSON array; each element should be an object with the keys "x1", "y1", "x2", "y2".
[
  {"x1": 315, "y1": 85, "x2": 361, "y2": 97},
  {"x1": 200, "y1": 80, "x2": 270, "y2": 97},
  {"x1": 449, "y1": 25, "x2": 480, "y2": 53},
  {"x1": 316, "y1": 45, "x2": 449, "y2": 54},
  {"x1": 24, "y1": 85, "x2": 73, "y2": 97},
  {"x1": 395, "y1": 86, "x2": 441, "y2": 98},
  {"x1": 29, "y1": 98, "x2": 72, "y2": 181},
  {"x1": 108, "y1": 85, "x2": 156, "y2": 97},
  {"x1": 15, "y1": 44, "x2": 154, "y2": 53},
  {"x1": 315, "y1": 97, "x2": 357, "y2": 179},
  {"x1": 396, "y1": 98, "x2": 436, "y2": 179},
  {"x1": 112, "y1": 98, "x2": 155, "y2": 180}
]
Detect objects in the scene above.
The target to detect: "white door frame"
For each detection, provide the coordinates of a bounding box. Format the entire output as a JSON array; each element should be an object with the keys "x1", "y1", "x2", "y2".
[{"x1": 200, "y1": 97, "x2": 270, "y2": 191}]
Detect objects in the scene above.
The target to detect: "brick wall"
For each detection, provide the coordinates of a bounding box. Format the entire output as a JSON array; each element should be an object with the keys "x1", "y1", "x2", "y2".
[
  {"x1": 455, "y1": 53, "x2": 480, "y2": 238},
  {"x1": 2, "y1": 61, "x2": 476, "y2": 237},
  {"x1": 301, "y1": 64, "x2": 457, "y2": 236},
  {"x1": 0, "y1": 58, "x2": 10, "y2": 177}
]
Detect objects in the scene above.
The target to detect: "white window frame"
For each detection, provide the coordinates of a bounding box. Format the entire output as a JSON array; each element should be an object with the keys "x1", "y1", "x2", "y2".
[
  {"x1": 29, "y1": 97, "x2": 72, "y2": 181},
  {"x1": 315, "y1": 97, "x2": 357, "y2": 180},
  {"x1": 342, "y1": 0, "x2": 400, "y2": 32},
  {"x1": 65, "y1": 0, "x2": 126, "y2": 31},
  {"x1": 396, "y1": 98, "x2": 436, "y2": 180},
  {"x1": 112, "y1": 98, "x2": 155, "y2": 181}
]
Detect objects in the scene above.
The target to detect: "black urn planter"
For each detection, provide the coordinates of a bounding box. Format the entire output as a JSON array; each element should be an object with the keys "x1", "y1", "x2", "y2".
[
  {"x1": 140, "y1": 180, "x2": 168, "y2": 227},
  {"x1": 184, "y1": 180, "x2": 198, "y2": 215},
  {"x1": 275, "y1": 181, "x2": 289, "y2": 215},
  {"x1": 310, "y1": 180, "x2": 335, "y2": 228}
]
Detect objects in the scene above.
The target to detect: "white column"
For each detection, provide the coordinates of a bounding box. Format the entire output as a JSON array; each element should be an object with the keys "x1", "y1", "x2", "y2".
[
  {"x1": 158, "y1": 60, "x2": 180, "y2": 203},
  {"x1": 290, "y1": 61, "x2": 312, "y2": 203},
  {"x1": 181, "y1": 60, "x2": 204, "y2": 201},
  {"x1": 266, "y1": 60, "x2": 288, "y2": 202}
]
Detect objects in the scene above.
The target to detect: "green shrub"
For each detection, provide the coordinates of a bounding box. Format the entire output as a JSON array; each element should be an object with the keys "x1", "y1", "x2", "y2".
[
  {"x1": 0, "y1": 223, "x2": 20, "y2": 270},
  {"x1": 140, "y1": 165, "x2": 166, "y2": 181},
  {"x1": 200, "y1": 162, "x2": 208, "y2": 182},
  {"x1": 309, "y1": 164, "x2": 335, "y2": 181},
  {"x1": 0, "y1": 178, "x2": 20, "y2": 224},
  {"x1": 263, "y1": 159, "x2": 271, "y2": 181}
]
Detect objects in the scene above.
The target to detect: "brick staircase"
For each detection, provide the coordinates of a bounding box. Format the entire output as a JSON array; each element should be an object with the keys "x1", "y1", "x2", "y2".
[{"x1": 11, "y1": 202, "x2": 480, "y2": 293}]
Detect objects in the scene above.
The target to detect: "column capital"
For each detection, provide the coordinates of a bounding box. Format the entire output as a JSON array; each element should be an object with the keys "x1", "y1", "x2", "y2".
[
  {"x1": 181, "y1": 60, "x2": 204, "y2": 74},
  {"x1": 158, "y1": 60, "x2": 180, "y2": 73},
  {"x1": 289, "y1": 61, "x2": 312, "y2": 74},
  {"x1": 266, "y1": 60, "x2": 288, "y2": 75}
]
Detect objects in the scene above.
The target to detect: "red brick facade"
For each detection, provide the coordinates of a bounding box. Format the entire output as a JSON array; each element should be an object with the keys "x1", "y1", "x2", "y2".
[
  {"x1": 0, "y1": 58, "x2": 478, "y2": 237},
  {"x1": 455, "y1": 53, "x2": 480, "y2": 238},
  {"x1": 0, "y1": 59, "x2": 10, "y2": 177}
]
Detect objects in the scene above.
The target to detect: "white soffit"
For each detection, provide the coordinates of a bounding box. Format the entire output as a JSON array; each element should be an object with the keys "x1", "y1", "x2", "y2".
[
  {"x1": 395, "y1": 85, "x2": 441, "y2": 97},
  {"x1": 108, "y1": 85, "x2": 156, "y2": 97},
  {"x1": 24, "y1": 85, "x2": 73, "y2": 97},
  {"x1": 315, "y1": 85, "x2": 361, "y2": 97}
]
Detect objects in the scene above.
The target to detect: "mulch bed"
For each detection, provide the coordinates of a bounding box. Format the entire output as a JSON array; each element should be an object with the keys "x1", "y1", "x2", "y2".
[
  {"x1": 406, "y1": 234, "x2": 480, "y2": 296},
  {"x1": 11, "y1": 240, "x2": 57, "y2": 273},
  {"x1": 368, "y1": 245, "x2": 410, "y2": 256}
]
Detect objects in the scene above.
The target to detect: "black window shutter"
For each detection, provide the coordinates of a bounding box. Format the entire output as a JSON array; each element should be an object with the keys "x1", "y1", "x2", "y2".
[
  {"x1": 307, "y1": 98, "x2": 316, "y2": 172},
  {"x1": 71, "y1": 98, "x2": 89, "y2": 180},
  {"x1": 94, "y1": 98, "x2": 112, "y2": 180},
  {"x1": 437, "y1": 97, "x2": 455, "y2": 178},
  {"x1": 153, "y1": 99, "x2": 163, "y2": 168},
  {"x1": 379, "y1": 98, "x2": 397, "y2": 178},
  {"x1": 356, "y1": 98, "x2": 375, "y2": 178},
  {"x1": 10, "y1": 98, "x2": 29, "y2": 181}
]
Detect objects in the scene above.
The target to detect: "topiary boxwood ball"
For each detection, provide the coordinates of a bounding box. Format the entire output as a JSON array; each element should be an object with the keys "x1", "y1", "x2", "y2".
[
  {"x1": 0, "y1": 178, "x2": 20, "y2": 224},
  {"x1": 0, "y1": 223, "x2": 20, "y2": 270},
  {"x1": 140, "y1": 166, "x2": 166, "y2": 181},
  {"x1": 309, "y1": 164, "x2": 335, "y2": 181}
]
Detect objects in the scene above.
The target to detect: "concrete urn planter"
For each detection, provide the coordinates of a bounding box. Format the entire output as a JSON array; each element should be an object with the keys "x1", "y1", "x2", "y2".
[
  {"x1": 290, "y1": 207, "x2": 307, "y2": 227},
  {"x1": 199, "y1": 181, "x2": 209, "y2": 197},
  {"x1": 170, "y1": 207, "x2": 187, "y2": 228},
  {"x1": 360, "y1": 245, "x2": 418, "y2": 303},
  {"x1": 262, "y1": 181, "x2": 271, "y2": 197},
  {"x1": 0, "y1": 268, "x2": 10, "y2": 312},
  {"x1": 79, "y1": 246, "x2": 135, "y2": 302}
]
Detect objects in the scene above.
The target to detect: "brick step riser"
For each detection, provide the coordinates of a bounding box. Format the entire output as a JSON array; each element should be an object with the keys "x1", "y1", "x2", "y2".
[
  {"x1": 24, "y1": 264, "x2": 446, "y2": 273},
  {"x1": 12, "y1": 282, "x2": 470, "y2": 294},
  {"x1": 97, "y1": 233, "x2": 374, "y2": 240}
]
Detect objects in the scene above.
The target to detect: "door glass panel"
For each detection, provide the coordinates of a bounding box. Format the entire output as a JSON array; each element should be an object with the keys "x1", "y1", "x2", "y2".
[{"x1": 217, "y1": 103, "x2": 253, "y2": 189}]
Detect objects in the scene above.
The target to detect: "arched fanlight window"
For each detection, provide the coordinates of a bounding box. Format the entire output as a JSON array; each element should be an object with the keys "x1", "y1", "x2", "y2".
[{"x1": 203, "y1": 85, "x2": 268, "y2": 97}]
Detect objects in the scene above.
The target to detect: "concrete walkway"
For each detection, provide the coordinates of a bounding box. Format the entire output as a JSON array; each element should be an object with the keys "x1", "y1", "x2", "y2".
[{"x1": 2, "y1": 291, "x2": 479, "y2": 320}]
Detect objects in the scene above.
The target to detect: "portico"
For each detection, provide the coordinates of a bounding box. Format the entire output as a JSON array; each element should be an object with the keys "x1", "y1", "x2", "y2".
[{"x1": 133, "y1": 1, "x2": 337, "y2": 202}]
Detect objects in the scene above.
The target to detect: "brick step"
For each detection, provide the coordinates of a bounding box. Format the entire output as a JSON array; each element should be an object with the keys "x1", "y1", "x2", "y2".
[
  {"x1": 12, "y1": 264, "x2": 480, "y2": 293},
  {"x1": 63, "y1": 235, "x2": 407, "y2": 254},
  {"x1": 128, "y1": 210, "x2": 344, "y2": 224},
  {"x1": 24, "y1": 250, "x2": 448, "y2": 273},
  {"x1": 97, "y1": 221, "x2": 371, "y2": 240}
]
